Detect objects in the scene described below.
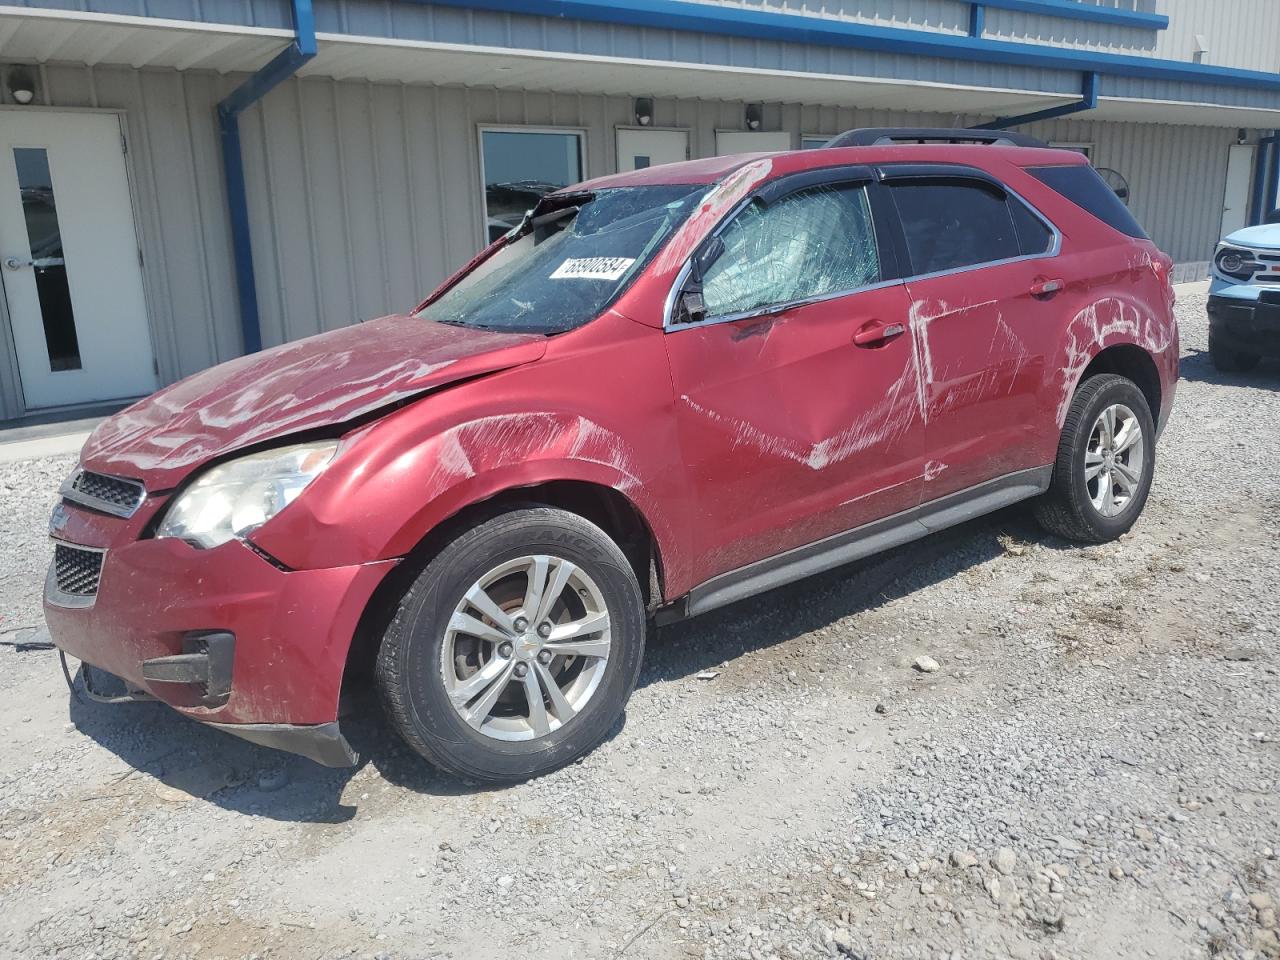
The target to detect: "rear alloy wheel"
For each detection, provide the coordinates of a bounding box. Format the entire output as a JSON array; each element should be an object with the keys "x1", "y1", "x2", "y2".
[
  {"x1": 376, "y1": 507, "x2": 645, "y2": 783},
  {"x1": 1034, "y1": 374, "x2": 1156, "y2": 543},
  {"x1": 1083, "y1": 402, "x2": 1145, "y2": 519}
]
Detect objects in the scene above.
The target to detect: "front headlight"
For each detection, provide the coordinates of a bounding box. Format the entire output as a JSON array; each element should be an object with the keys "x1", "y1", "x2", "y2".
[
  {"x1": 156, "y1": 440, "x2": 340, "y2": 548},
  {"x1": 1214, "y1": 245, "x2": 1259, "y2": 281}
]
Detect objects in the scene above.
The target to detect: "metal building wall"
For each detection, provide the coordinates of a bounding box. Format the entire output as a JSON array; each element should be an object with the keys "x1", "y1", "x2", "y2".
[
  {"x1": 12, "y1": 0, "x2": 1280, "y2": 78},
  {"x1": 1153, "y1": 0, "x2": 1280, "y2": 73},
  {"x1": 22, "y1": 64, "x2": 1233, "y2": 412}
]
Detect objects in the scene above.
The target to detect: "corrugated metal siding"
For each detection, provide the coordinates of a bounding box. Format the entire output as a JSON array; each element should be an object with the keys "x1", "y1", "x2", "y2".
[
  {"x1": 9, "y1": 0, "x2": 292, "y2": 29},
  {"x1": 678, "y1": 0, "x2": 968, "y2": 33},
  {"x1": 1103, "y1": 74, "x2": 1280, "y2": 111},
  {"x1": 1154, "y1": 0, "x2": 1280, "y2": 73},
  {"x1": 984, "y1": 1, "x2": 1280, "y2": 74},
  {"x1": 981, "y1": 8, "x2": 1160, "y2": 56},
  {"x1": 317, "y1": 1, "x2": 1082, "y2": 97},
  {"x1": 16, "y1": 64, "x2": 1232, "y2": 418},
  {"x1": 12, "y1": 0, "x2": 1280, "y2": 76}
]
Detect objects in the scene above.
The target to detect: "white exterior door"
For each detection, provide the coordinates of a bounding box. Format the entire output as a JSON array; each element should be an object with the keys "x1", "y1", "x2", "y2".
[
  {"x1": 0, "y1": 111, "x2": 156, "y2": 410},
  {"x1": 715, "y1": 131, "x2": 793, "y2": 156},
  {"x1": 616, "y1": 129, "x2": 688, "y2": 172},
  {"x1": 1221, "y1": 143, "x2": 1255, "y2": 239}
]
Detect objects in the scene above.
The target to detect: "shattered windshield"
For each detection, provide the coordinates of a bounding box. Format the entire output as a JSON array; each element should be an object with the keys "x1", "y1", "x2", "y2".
[{"x1": 419, "y1": 184, "x2": 709, "y2": 334}]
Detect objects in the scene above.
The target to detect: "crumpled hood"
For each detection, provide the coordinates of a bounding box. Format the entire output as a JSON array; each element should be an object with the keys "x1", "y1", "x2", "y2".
[{"x1": 82, "y1": 315, "x2": 546, "y2": 489}]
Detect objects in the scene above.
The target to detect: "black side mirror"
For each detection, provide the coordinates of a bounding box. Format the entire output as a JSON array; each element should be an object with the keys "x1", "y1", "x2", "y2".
[
  {"x1": 675, "y1": 289, "x2": 706, "y2": 325},
  {"x1": 1266, "y1": 208, "x2": 1280, "y2": 225}
]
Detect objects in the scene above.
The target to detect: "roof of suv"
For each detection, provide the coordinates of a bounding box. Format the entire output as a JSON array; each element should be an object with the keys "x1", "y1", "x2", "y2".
[{"x1": 573, "y1": 143, "x2": 1090, "y2": 193}]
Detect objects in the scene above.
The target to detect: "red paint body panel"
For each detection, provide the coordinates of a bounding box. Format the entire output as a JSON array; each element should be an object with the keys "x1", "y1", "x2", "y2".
[
  {"x1": 251, "y1": 310, "x2": 694, "y2": 589},
  {"x1": 664, "y1": 283, "x2": 924, "y2": 579},
  {"x1": 45, "y1": 502, "x2": 394, "y2": 724},
  {"x1": 44, "y1": 141, "x2": 1179, "y2": 745}
]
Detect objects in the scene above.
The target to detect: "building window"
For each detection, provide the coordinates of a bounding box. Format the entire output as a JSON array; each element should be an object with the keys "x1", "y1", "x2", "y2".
[
  {"x1": 1050, "y1": 142, "x2": 1094, "y2": 161},
  {"x1": 479, "y1": 127, "x2": 585, "y2": 243}
]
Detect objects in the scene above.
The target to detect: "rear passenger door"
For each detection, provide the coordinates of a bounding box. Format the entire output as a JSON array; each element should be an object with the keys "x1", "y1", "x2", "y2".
[
  {"x1": 664, "y1": 170, "x2": 924, "y2": 584},
  {"x1": 882, "y1": 167, "x2": 1060, "y2": 502}
]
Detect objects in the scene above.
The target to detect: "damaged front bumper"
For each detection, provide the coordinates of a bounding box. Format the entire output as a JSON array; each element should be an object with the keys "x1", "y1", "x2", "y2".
[
  {"x1": 66, "y1": 658, "x2": 359, "y2": 767},
  {"x1": 45, "y1": 499, "x2": 396, "y2": 768}
]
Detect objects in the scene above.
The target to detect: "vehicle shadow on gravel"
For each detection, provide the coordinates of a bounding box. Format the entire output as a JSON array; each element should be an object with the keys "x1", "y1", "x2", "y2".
[
  {"x1": 64, "y1": 503, "x2": 1069, "y2": 819},
  {"x1": 65, "y1": 677, "x2": 505, "y2": 822},
  {"x1": 1179, "y1": 350, "x2": 1279, "y2": 388},
  {"x1": 640, "y1": 504, "x2": 1057, "y2": 686}
]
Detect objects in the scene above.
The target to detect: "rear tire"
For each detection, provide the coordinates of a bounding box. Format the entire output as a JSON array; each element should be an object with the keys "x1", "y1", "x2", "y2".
[
  {"x1": 1034, "y1": 374, "x2": 1155, "y2": 543},
  {"x1": 376, "y1": 506, "x2": 646, "y2": 784},
  {"x1": 1209, "y1": 327, "x2": 1261, "y2": 372}
]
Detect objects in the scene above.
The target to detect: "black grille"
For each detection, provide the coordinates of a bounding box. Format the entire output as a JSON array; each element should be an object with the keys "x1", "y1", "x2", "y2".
[
  {"x1": 54, "y1": 544, "x2": 103, "y2": 597},
  {"x1": 69, "y1": 470, "x2": 144, "y2": 513}
]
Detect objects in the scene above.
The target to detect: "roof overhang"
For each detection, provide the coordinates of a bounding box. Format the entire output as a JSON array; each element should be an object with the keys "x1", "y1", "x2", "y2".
[
  {"x1": 2, "y1": 7, "x2": 1279, "y2": 128},
  {"x1": 0, "y1": 7, "x2": 291, "y2": 73}
]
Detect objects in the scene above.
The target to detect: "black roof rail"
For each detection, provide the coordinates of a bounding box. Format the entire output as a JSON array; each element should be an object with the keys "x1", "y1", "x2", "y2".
[{"x1": 824, "y1": 128, "x2": 1050, "y2": 149}]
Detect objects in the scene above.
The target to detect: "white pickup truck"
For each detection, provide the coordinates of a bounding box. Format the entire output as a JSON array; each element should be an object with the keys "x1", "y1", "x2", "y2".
[{"x1": 1208, "y1": 219, "x2": 1280, "y2": 371}]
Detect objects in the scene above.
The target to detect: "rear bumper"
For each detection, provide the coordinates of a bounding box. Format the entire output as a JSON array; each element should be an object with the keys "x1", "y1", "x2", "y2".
[
  {"x1": 45, "y1": 502, "x2": 397, "y2": 747},
  {"x1": 1208, "y1": 294, "x2": 1280, "y2": 357}
]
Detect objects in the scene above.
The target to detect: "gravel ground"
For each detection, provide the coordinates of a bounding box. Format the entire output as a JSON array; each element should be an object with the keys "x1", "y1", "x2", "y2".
[{"x1": 1, "y1": 285, "x2": 1278, "y2": 960}]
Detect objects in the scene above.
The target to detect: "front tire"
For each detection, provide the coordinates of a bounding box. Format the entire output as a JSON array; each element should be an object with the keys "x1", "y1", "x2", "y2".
[
  {"x1": 1209, "y1": 327, "x2": 1261, "y2": 373},
  {"x1": 376, "y1": 506, "x2": 646, "y2": 784},
  {"x1": 1034, "y1": 374, "x2": 1156, "y2": 543}
]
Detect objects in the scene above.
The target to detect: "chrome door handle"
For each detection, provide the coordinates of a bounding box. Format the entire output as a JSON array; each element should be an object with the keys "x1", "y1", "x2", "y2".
[
  {"x1": 3, "y1": 256, "x2": 64, "y2": 271},
  {"x1": 853, "y1": 321, "x2": 906, "y2": 346}
]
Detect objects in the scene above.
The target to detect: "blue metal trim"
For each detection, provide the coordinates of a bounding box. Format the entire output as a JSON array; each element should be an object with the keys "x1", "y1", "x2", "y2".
[
  {"x1": 1267, "y1": 139, "x2": 1280, "y2": 221},
  {"x1": 216, "y1": 0, "x2": 316, "y2": 354},
  {"x1": 1249, "y1": 136, "x2": 1273, "y2": 225},
  {"x1": 969, "y1": 3, "x2": 985, "y2": 38},
  {"x1": 426, "y1": 0, "x2": 1280, "y2": 93},
  {"x1": 975, "y1": 70, "x2": 1098, "y2": 129},
  {"x1": 975, "y1": 0, "x2": 1167, "y2": 31}
]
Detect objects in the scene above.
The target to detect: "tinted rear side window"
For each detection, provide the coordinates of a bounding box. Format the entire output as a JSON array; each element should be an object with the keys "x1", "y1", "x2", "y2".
[
  {"x1": 1028, "y1": 164, "x2": 1149, "y2": 240},
  {"x1": 889, "y1": 181, "x2": 1022, "y2": 275}
]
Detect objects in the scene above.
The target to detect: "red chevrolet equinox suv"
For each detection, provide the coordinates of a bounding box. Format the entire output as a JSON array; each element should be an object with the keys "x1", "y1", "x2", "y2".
[{"x1": 45, "y1": 129, "x2": 1178, "y2": 783}]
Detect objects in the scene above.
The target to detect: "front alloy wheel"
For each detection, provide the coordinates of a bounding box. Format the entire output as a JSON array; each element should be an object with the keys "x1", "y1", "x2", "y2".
[
  {"x1": 442, "y1": 555, "x2": 612, "y2": 741},
  {"x1": 377, "y1": 506, "x2": 646, "y2": 783}
]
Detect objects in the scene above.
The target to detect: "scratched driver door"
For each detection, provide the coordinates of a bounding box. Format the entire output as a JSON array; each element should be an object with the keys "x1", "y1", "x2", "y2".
[{"x1": 664, "y1": 177, "x2": 925, "y2": 584}]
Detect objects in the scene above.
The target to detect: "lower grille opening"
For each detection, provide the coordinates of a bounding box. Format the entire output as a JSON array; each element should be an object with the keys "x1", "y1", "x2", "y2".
[{"x1": 53, "y1": 543, "x2": 103, "y2": 597}]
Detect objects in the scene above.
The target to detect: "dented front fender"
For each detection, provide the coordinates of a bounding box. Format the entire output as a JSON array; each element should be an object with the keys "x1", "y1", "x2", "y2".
[{"x1": 250, "y1": 313, "x2": 693, "y2": 592}]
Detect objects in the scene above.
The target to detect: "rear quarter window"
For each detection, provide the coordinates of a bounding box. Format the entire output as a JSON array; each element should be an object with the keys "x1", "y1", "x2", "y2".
[
  {"x1": 1009, "y1": 197, "x2": 1055, "y2": 255},
  {"x1": 1028, "y1": 164, "x2": 1149, "y2": 240}
]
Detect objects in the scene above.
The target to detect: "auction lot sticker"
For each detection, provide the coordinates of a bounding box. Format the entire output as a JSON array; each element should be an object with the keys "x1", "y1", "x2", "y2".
[{"x1": 550, "y1": 257, "x2": 636, "y2": 281}]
